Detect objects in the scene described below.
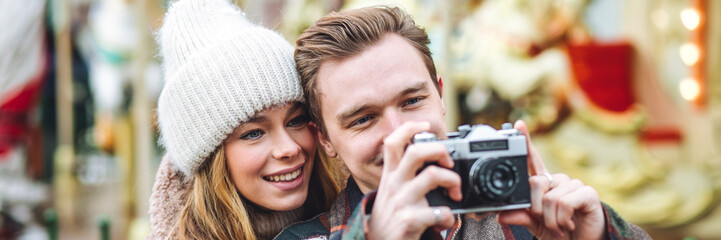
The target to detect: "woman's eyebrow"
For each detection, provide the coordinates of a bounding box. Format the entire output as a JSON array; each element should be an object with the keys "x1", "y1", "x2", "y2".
[
  {"x1": 245, "y1": 115, "x2": 269, "y2": 123},
  {"x1": 286, "y1": 102, "x2": 305, "y2": 118}
]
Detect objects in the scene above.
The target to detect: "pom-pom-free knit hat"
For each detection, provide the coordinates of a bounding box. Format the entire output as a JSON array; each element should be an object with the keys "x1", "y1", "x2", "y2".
[{"x1": 157, "y1": 0, "x2": 302, "y2": 176}]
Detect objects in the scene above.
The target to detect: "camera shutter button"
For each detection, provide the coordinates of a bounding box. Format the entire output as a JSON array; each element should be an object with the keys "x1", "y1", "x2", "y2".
[{"x1": 414, "y1": 132, "x2": 437, "y2": 143}]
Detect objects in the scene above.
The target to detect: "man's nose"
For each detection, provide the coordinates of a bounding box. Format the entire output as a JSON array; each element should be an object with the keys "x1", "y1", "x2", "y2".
[
  {"x1": 381, "y1": 110, "x2": 405, "y2": 136},
  {"x1": 272, "y1": 131, "x2": 302, "y2": 160}
]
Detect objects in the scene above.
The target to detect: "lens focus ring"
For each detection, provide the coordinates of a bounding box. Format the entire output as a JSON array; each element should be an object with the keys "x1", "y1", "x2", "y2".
[{"x1": 470, "y1": 158, "x2": 519, "y2": 201}]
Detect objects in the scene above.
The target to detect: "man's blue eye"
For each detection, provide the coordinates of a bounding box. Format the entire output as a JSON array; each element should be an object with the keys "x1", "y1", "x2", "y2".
[
  {"x1": 404, "y1": 97, "x2": 422, "y2": 106},
  {"x1": 352, "y1": 116, "x2": 372, "y2": 126},
  {"x1": 241, "y1": 130, "x2": 263, "y2": 140}
]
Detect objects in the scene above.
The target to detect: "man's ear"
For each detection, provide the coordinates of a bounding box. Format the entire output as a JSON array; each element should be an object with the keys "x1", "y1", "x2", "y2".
[
  {"x1": 438, "y1": 75, "x2": 446, "y2": 116},
  {"x1": 310, "y1": 122, "x2": 338, "y2": 158},
  {"x1": 438, "y1": 75, "x2": 444, "y2": 97}
]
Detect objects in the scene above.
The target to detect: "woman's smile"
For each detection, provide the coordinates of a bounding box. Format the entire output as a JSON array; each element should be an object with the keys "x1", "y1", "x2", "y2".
[{"x1": 263, "y1": 163, "x2": 306, "y2": 191}]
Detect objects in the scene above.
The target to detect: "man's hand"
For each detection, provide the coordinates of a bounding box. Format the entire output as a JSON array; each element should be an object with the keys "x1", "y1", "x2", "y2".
[
  {"x1": 497, "y1": 120, "x2": 606, "y2": 240},
  {"x1": 368, "y1": 122, "x2": 462, "y2": 240}
]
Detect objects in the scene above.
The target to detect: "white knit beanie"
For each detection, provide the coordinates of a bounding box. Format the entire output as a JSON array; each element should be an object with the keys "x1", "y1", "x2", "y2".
[{"x1": 156, "y1": 0, "x2": 303, "y2": 176}]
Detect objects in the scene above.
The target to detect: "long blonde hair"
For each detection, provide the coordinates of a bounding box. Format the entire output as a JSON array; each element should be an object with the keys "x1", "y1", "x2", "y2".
[{"x1": 171, "y1": 145, "x2": 340, "y2": 240}]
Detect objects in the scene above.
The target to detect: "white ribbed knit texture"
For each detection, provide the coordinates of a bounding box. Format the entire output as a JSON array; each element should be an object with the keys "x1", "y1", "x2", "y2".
[{"x1": 156, "y1": 0, "x2": 302, "y2": 176}]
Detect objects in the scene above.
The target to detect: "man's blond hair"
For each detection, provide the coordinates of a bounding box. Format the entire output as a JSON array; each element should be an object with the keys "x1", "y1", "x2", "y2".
[{"x1": 295, "y1": 6, "x2": 440, "y2": 137}]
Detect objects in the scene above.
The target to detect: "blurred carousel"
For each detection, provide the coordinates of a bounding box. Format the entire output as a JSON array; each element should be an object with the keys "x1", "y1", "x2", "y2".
[{"x1": 281, "y1": 0, "x2": 721, "y2": 239}]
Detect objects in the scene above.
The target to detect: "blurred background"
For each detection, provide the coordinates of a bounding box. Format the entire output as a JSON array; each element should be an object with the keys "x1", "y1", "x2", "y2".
[{"x1": 0, "y1": 0, "x2": 718, "y2": 239}]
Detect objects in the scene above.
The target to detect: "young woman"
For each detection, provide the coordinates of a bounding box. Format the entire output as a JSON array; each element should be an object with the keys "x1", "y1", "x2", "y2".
[{"x1": 146, "y1": 0, "x2": 338, "y2": 239}]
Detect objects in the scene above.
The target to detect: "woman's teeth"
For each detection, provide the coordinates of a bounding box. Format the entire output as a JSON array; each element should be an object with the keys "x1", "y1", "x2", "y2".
[{"x1": 265, "y1": 168, "x2": 302, "y2": 182}]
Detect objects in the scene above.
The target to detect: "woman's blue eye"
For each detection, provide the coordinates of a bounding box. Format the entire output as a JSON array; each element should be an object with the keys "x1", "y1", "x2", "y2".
[
  {"x1": 288, "y1": 114, "x2": 309, "y2": 127},
  {"x1": 240, "y1": 129, "x2": 263, "y2": 140}
]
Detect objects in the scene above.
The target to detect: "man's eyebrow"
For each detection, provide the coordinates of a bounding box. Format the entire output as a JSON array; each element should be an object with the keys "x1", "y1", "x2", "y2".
[
  {"x1": 398, "y1": 81, "x2": 428, "y2": 97},
  {"x1": 337, "y1": 104, "x2": 372, "y2": 124},
  {"x1": 335, "y1": 80, "x2": 429, "y2": 124}
]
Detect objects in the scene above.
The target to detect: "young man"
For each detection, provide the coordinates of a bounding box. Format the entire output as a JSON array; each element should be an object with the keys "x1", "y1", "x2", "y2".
[{"x1": 277, "y1": 6, "x2": 650, "y2": 240}]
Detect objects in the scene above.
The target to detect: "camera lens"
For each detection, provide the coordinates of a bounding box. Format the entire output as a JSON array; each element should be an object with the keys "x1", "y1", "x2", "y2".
[
  {"x1": 470, "y1": 158, "x2": 519, "y2": 201},
  {"x1": 492, "y1": 171, "x2": 507, "y2": 189}
]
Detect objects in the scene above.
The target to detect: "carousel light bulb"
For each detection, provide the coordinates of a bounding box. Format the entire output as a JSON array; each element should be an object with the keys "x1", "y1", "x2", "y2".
[
  {"x1": 679, "y1": 43, "x2": 700, "y2": 66},
  {"x1": 680, "y1": 8, "x2": 701, "y2": 30},
  {"x1": 679, "y1": 78, "x2": 700, "y2": 101}
]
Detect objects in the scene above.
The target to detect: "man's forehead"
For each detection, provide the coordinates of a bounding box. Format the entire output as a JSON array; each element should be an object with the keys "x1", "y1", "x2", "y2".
[
  {"x1": 313, "y1": 33, "x2": 434, "y2": 120},
  {"x1": 316, "y1": 77, "x2": 377, "y2": 108},
  {"x1": 315, "y1": 64, "x2": 430, "y2": 100}
]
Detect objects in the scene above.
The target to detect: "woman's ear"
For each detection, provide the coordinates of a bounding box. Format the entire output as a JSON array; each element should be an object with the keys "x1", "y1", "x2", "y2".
[{"x1": 310, "y1": 122, "x2": 338, "y2": 158}]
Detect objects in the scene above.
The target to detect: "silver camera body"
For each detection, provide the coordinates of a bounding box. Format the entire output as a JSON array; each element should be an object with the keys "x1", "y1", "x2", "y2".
[{"x1": 413, "y1": 123, "x2": 531, "y2": 214}]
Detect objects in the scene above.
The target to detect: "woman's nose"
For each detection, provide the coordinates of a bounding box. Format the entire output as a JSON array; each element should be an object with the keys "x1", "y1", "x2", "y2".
[{"x1": 272, "y1": 131, "x2": 302, "y2": 160}]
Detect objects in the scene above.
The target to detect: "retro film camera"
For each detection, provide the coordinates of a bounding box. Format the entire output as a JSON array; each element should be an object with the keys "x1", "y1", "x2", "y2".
[{"x1": 413, "y1": 123, "x2": 531, "y2": 214}]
